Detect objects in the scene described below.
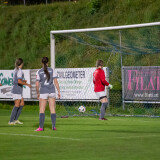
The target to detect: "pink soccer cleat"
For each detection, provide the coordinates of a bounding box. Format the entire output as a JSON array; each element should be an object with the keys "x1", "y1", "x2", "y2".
[
  {"x1": 52, "y1": 127, "x2": 56, "y2": 131},
  {"x1": 35, "y1": 127, "x2": 44, "y2": 131}
]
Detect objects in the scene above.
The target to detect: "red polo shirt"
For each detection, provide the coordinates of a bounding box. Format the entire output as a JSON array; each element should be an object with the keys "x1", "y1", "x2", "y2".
[{"x1": 93, "y1": 68, "x2": 109, "y2": 92}]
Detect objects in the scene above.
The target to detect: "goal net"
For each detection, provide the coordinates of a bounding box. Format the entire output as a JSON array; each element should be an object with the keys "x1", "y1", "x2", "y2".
[{"x1": 50, "y1": 22, "x2": 160, "y2": 117}]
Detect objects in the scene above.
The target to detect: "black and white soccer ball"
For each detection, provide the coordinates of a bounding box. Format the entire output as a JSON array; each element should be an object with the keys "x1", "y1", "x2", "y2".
[{"x1": 78, "y1": 106, "x2": 86, "y2": 113}]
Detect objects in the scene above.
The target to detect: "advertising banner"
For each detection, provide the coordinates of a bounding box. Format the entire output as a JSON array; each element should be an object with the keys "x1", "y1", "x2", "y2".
[
  {"x1": 30, "y1": 67, "x2": 108, "y2": 100},
  {"x1": 123, "y1": 66, "x2": 160, "y2": 101},
  {"x1": 0, "y1": 67, "x2": 109, "y2": 101},
  {"x1": 56, "y1": 67, "x2": 109, "y2": 100},
  {"x1": 0, "y1": 70, "x2": 31, "y2": 99}
]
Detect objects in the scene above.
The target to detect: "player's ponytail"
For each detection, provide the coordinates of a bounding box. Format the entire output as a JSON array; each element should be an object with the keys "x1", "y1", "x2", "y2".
[
  {"x1": 15, "y1": 58, "x2": 23, "y2": 70},
  {"x1": 96, "y1": 59, "x2": 103, "y2": 68},
  {"x1": 42, "y1": 57, "x2": 50, "y2": 82}
]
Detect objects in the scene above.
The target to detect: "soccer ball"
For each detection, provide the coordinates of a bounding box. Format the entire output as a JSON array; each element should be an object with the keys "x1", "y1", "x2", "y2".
[{"x1": 78, "y1": 106, "x2": 86, "y2": 113}]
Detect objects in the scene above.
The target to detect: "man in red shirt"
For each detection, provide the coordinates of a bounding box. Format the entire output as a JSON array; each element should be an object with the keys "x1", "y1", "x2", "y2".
[
  {"x1": 93, "y1": 60, "x2": 113, "y2": 120},
  {"x1": 0, "y1": 83, "x2": 2, "y2": 86}
]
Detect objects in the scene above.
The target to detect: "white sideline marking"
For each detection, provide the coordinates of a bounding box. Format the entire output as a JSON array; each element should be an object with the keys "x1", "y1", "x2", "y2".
[
  {"x1": 118, "y1": 135, "x2": 160, "y2": 139},
  {"x1": 0, "y1": 133, "x2": 80, "y2": 141}
]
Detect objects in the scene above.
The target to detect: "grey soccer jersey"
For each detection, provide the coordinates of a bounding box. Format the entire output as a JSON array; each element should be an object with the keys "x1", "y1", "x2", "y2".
[
  {"x1": 36, "y1": 67, "x2": 57, "y2": 94},
  {"x1": 11, "y1": 68, "x2": 24, "y2": 94}
]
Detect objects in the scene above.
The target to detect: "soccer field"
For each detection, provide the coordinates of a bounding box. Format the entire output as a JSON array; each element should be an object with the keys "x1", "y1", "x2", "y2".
[{"x1": 0, "y1": 109, "x2": 160, "y2": 160}]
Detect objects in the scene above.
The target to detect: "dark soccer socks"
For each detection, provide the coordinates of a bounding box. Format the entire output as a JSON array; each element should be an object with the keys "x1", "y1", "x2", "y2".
[
  {"x1": 38, "y1": 113, "x2": 56, "y2": 130},
  {"x1": 39, "y1": 113, "x2": 45, "y2": 129},
  {"x1": 10, "y1": 106, "x2": 19, "y2": 122},
  {"x1": 15, "y1": 106, "x2": 24, "y2": 120},
  {"x1": 51, "y1": 113, "x2": 56, "y2": 129},
  {"x1": 100, "y1": 103, "x2": 108, "y2": 119}
]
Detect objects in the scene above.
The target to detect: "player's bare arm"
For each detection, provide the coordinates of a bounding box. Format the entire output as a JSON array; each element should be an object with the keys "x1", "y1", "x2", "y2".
[
  {"x1": 35, "y1": 81, "x2": 40, "y2": 99},
  {"x1": 54, "y1": 78, "x2": 60, "y2": 99},
  {"x1": 18, "y1": 79, "x2": 32, "y2": 88}
]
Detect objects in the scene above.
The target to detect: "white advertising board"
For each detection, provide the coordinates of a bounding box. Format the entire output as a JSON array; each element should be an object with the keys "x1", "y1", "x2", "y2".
[
  {"x1": 0, "y1": 70, "x2": 31, "y2": 99},
  {"x1": 56, "y1": 67, "x2": 108, "y2": 100}
]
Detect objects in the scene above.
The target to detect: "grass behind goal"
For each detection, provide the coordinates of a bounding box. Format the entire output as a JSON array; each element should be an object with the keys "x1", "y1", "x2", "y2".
[{"x1": 0, "y1": 109, "x2": 160, "y2": 160}]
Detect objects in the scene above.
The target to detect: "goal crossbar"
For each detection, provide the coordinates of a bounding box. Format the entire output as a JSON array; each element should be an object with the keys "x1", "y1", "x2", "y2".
[{"x1": 50, "y1": 22, "x2": 160, "y2": 34}]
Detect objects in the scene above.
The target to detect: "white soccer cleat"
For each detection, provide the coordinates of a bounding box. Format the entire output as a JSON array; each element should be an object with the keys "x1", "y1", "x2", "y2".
[
  {"x1": 14, "y1": 120, "x2": 23, "y2": 124},
  {"x1": 8, "y1": 122, "x2": 16, "y2": 125}
]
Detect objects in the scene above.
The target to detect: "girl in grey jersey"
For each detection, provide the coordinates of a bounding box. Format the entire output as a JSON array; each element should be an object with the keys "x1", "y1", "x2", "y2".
[
  {"x1": 8, "y1": 58, "x2": 32, "y2": 125},
  {"x1": 35, "y1": 57, "x2": 60, "y2": 131}
]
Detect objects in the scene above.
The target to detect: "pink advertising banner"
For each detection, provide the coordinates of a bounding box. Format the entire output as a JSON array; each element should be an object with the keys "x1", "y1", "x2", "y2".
[{"x1": 123, "y1": 66, "x2": 160, "y2": 101}]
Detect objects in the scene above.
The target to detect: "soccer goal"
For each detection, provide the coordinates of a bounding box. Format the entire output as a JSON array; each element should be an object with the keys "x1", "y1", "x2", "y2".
[{"x1": 50, "y1": 22, "x2": 160, "y2": 117}]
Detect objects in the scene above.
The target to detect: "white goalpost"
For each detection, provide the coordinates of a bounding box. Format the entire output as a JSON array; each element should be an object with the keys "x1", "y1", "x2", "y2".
[
  {"x1": 50, "y1": 22, "x2": 160, "y2": 109},
  {"x1": 50, "y1": 22, "x2": 160, "y2": 69}
]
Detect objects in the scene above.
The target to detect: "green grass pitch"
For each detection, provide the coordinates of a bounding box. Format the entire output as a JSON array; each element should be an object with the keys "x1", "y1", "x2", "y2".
[{"x1": 0, "y1": 109, "x2": 160, "y2": 160}]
